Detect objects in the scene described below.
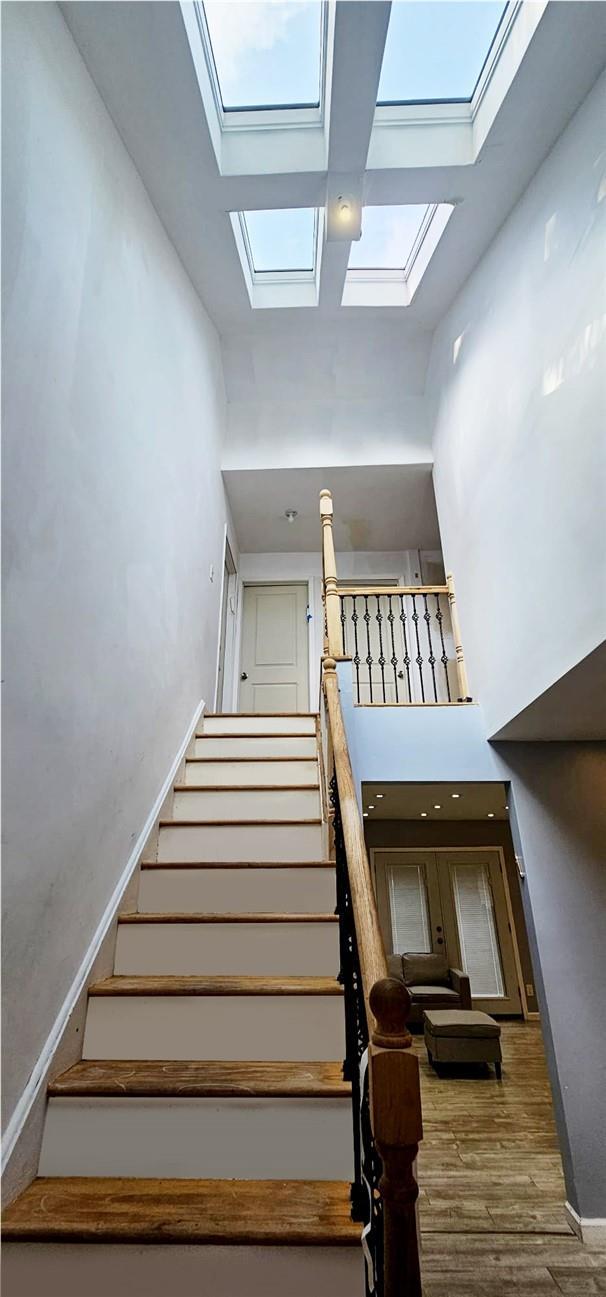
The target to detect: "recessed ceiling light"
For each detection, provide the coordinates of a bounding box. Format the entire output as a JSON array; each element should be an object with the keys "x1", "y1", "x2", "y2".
[
  {"x1": 367, "y1": 804, "x2": 375, "y2": 810},
  {"x1": 363, "y1": 812, "x2": 368, "y2": 818},
  {"x1": 434, "y1": 804, "x2": 441, "y2": 810},
  {"x1": 421, "y1": 812, "x2": 428, "y2": 818},
  {"x1": 284, "y1": 509, "x2": 298, "y2": 523},
  {"x1": 376, "y1": 793, "x2": 384, "y2": 799},
  {"x1": 487, "y1": 812, "x2": 495, "y2": 818},
  {"x1": 505, "y1": 804, "x2": 509, "y2": 811},
  {"x1": 451, "y1": 793, "x2": 460, "y2": 799}
]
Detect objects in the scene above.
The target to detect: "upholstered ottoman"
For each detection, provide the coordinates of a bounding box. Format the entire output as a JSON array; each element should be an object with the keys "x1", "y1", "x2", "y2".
[{"x1": 423, "y1": 1009, "x2": 502, "y2": 1079}]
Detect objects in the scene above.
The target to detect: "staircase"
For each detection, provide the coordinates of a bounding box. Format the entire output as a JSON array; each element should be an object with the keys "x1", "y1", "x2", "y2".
[{"x1": 3, "y1": 712, "x2": 364, "y2": 1295}]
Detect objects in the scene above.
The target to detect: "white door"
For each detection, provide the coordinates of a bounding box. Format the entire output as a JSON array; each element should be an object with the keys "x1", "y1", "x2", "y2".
[
  {"x1": 374, "y1": 848, "x2": 521, "y2": 1015},
  {"x1": 239, "y1": 584, "x2": 309, "y2": 713}
]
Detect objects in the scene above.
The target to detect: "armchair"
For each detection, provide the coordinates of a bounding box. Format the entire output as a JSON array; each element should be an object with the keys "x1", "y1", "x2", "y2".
[{"x1": 387, "y1": 952, "x2": 472, "y2": 1025}]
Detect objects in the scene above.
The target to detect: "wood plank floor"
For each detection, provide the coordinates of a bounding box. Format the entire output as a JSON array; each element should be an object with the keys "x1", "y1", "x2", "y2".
[{"x1": 415, "y1": 1021, "x2": 606, "y2": 1294}]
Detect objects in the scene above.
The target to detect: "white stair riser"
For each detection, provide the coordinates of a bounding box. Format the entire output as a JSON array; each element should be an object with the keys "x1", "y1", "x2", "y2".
[
  {"x1": 114, "y1": 922, "x2": 339, "y2": 976},
  {"x1": 83, "y1": 995, "x2": 345, "y2": 1061},
  {"x1": 194, "y1": 736, "x2": 317, "y2": 759},
  {"x1": 39, "y1": 1097, "x2": 353, "y2": 1180},
  {"x1": 157, "y1": 823, "x2": 324, "y2": 863},
  {"x1": 138, "y1": 867, "x2": 336, "y2": 914},
  {"x1": 184, "y1": 759, "x2": 319, "y2": 787},
  {"x1": 3, "y1": 1244, "x2": 364, "y2": 1297},
  {"x1": 172, "y1": 788, "x2": 320, "y2": 822},
  {"x1": 202, "y1": 716, "x2": 316, "y2": 736}
]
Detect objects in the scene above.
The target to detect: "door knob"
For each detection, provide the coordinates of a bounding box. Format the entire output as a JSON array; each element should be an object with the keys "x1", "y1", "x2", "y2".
[{"x1": 241, "y1": 671, "x2": 248, "y2": 680}]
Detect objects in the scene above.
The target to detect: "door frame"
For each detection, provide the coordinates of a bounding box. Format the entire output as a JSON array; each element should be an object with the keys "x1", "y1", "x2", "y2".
[
  {"x1": 371, "y1": 845, "x2": 529, "y2": 1019},
  {"x1": 213, "y1": 528, "x2": 238, "y2": 713},
  {"x1": 236, "y1": 580, "x2": 312, "y2": 713}
]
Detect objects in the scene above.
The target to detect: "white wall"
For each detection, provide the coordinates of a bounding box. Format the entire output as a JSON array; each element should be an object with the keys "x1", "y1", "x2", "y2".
[
  {"x1": 427, "y1": 71, "x2": 606, "y2": 737},
  {"x1": 1, "y1": 4, "x2": 233, "y2": 1137},
  {"x1": 221, "y1": 323, "x2": 433, "y2": 470}
]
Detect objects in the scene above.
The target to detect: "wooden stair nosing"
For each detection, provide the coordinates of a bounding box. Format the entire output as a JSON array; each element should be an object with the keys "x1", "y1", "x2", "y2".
[
  {"x1": 2, "y1": 1177, "x2": 360, "y2": 1246},
  {"x1": 89, "y1": 975, "x2": 344, "y2": 997},
  {"x1": 186, "y1": 755, "x2": 319, "y2": 763},
  {"x1": 48, "y1": 1060, "x2": 351, "y2": 1099},
  {"x1": 119, "y1": 912, "x2": 339, "y2": 924},
  {"x1": 205, "y1": 712, "x2": 319, "y2": 719},
  {"x1": 173, "y1": 784, "x2": 319, "y2": 793},
  {"x1": 195, "y1": 732, "x2": 317, "y2": 741},
  {"x1": 158, "y1": 818, "x2": 323, "y2": 827},
  {"x1": 140, "y1": 859, "x2": 335, "y2": 871}
]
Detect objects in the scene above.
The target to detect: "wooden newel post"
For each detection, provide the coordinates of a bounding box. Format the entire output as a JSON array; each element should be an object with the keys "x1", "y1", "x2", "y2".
[
  {"x1": 446, "y1": 572, "x2": 471, "y2": 702},
  {"x1": 369, "y1": 978, "x2": 423, "y2": 1297},
  {"x1": 320, "y1": 489, "x2": 342, "y2": 658}
]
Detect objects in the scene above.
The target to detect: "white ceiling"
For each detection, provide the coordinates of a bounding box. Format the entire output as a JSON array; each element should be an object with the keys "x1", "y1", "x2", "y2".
[
  {"x1": 361, "y1": 781, "x2": 509, "y2": 821},
  {"x1": 222, "y1": 463, "x2": 440, "y2": 552},
  {"x1": 61, "y1": 2, "x2": 606, "y2": 339}
]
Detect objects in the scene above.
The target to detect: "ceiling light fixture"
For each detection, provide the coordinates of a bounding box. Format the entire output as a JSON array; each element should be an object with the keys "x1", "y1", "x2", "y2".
[
  {"x1": 363, "y1": 812, "x2": 368, "y2": 818},
  {"x1": 421, "y1": 812, "x2": 428, "y2": 818},
  {"x1": 367, "y1": 804, "x2": 375, "y2": 810},
  {"x1": 487, "y1": 812, "x2": 495, "y2": 818},
  {"x1": 376, "y1": 793, "x2": 384, "y2": 799},
  {"x1": 434, "y1": 804, "x2": 441, "y2": 810},
  {"x1": 451, "y1": 793, "x2": 460, "y2": 799},
  {"x1": 284, "y1": 509, "x2": 298, "y2": 523}
]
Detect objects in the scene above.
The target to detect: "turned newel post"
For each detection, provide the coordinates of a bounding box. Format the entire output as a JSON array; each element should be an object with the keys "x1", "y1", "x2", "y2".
[
  {"x1": 320, "y1": 489, "x2": 342, "y2": 658},
  {"x1": 369, "y1": 978, "x2": 423, "y2": 1297},
  {"x1": 446, "y1": 572, "x2": 471, "y2": 702}
]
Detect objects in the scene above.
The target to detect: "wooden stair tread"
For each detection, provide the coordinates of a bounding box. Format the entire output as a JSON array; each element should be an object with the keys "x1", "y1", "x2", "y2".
[
  {"x1": 159, "y1": 818, "x2": 322, "y2": 827},
  {"x1": 89, "y1": 975, "x2": 344, "y2": 996},
  {"x1": 2, "y1": 1177, "x2": 359, "y2": 1245},
  {"x1": 140, "y1": 860, "x2": 334, "y2": 870},
  {"x1": 186, "y1": 756, "x2": 318, "y2": 762},
  {"x1": 49, "y1": 1060, "x2": 351, "y2": 1098},
  {"x1": 195, "y1": 733, "x2": 317, "y2": 740},
  {"x1": 118, "y1": 912, "x2": 338, "y2": 924},
  {"x1": 205, "y1": 712, "x2": 319, "y2": 719}
]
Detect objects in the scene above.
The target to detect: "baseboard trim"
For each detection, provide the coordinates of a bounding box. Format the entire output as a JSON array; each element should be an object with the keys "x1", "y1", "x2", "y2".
[
  {"x1": 565, "y1": 1202, "x2": 606, "y2": 1247},
  {"x1": 1, "y1": 696, "x2": 205, "y2": 1173}
]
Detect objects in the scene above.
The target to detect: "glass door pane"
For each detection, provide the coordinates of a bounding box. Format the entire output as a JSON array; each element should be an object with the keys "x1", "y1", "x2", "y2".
[
  {"x1": 449, "y1": 862, "x2": 505, "y2": 997},
  {"x1": 387, "y1": 864, "x2": 431, "y2": 953}
]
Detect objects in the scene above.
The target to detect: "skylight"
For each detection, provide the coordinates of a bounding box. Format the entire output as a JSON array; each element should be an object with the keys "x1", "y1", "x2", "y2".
[
  {"x1": 377, "y1": 2, "x2": 508, "y2": 104},
  {"x1": 203, "y1": 2, "x2": 323, "y2": 110},
  {"x1": 241, "y1": 209, "x2": 317, "y2": 273},
  {"x1": 349, "y1": 205, "x2": 430, "y2": 272}
]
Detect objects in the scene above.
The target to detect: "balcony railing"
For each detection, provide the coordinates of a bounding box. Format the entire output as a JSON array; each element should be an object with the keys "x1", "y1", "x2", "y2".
[{"x1": 320, "y1": 490, "x2": 472, "y2": 706}]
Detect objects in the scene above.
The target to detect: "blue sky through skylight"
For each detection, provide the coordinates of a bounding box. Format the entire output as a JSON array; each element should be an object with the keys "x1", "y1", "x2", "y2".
[
  {"x1": 377, "y1": 2, "x2": 508, "y2": 103},
  {"x1": 203, "y1": 2, "x2": 322, "y2": 109},
  {"x1": 243, "y1": 208, "x2": 316, "y2": 272},
  {"x1": 349, "y1": 206, "x2": 429, "y2": 271}
]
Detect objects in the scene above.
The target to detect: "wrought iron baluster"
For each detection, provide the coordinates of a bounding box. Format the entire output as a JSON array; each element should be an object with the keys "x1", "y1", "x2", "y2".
[
  {"x1": 387, "y1": 595, "x2": 399, "y2": 703},
  {"x1": 435, "y1": 593, "x2": 451, "y2": 702},
  {"x1": 411, "y1": 593, "x2": 425, "y2": 702},
  {"x1": 423, "y1": 592, "x2": 438, "y2": 702},
  {"x1": 398, "y1": 593, "x2": 412, "y2": 702},
  {"x1": 375, "y1": 594, "x2": 386, "y2": 703},
  {"x1": 330, "y1": 773, "x2": 368, "y2": 1222},
  {"x1": 340, "y1": 594, "x2": 347, "y2": 657},
  {"x1": 351, "y1": 596, "x2": 361, "y2": 705},
  {"x1": 363, "y1": 594, "x2": 373, "y2": 704}
]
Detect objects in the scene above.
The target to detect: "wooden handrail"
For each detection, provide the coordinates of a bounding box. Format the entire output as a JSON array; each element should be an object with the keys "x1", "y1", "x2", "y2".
[{"x1": 337, "y1": 584, "x2": 448, "y2": 596}]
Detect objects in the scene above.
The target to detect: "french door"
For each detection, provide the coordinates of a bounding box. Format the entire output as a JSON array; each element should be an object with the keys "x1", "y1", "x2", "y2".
[{"x1": 374, "y1": 849, "x2": 521, "y2": 1015}]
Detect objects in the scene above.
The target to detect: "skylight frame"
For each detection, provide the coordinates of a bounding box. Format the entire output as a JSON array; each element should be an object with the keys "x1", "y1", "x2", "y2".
[
  {"x1": 194, "y1": 0, "x2": 331, "y2": 131},
  {"x1": 343, "y1": 203, "x2": 454, "y2": 308},
  {"x1": 376, "y1": 2, "x2": 511, "y2": 109},
  {"x1": 238, "y1": 208, "x2": 320, "y2": 281}
]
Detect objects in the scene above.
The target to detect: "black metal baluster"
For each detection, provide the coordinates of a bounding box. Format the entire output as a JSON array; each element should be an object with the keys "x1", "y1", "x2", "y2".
[
  {"x1": 423, "y1": 592, "x2": 438, "y2": 703},
  {"x1": 340, "y1": 594, "x2": 347, "y2": 657},
  {"x1": 330, "y1": 774, "x2": 368, "y2": 1223},
  {"x1": 351, "y1": 596, "x2": 361, "y2": 705},
  {"x1": 435, "y1": 593, "x2": 451, "y2": 702},
  {"x1": 399, "y1": 593, "x2": 412, "y2": 702},
  {"x1": 376, "y1": 594, "x2": 386, "y2": 704},
  {"x1": 411, "y1": 592, "x2": 425, "y2": 702},
  {"x1": 363, "y1": 594, "x2": 373, "y2": 704},
  {"x1": 387, "y1": 595, "x2": 399, "y2": 703}
]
